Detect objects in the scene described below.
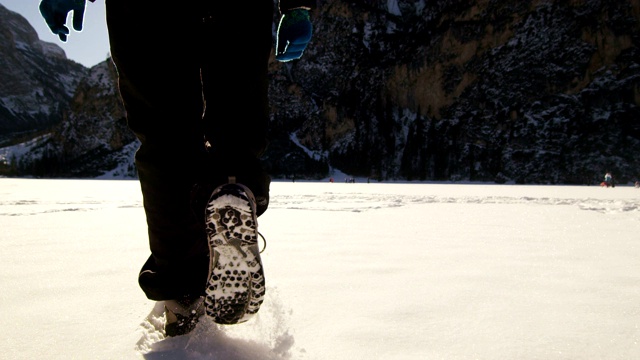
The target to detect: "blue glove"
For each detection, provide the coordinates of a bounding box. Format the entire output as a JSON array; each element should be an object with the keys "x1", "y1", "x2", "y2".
[
  {"x1": 275, "y1": 9, "x2": 313, "y2": 62},
  {"x1": 39, "y1": 0, "x2": 94, "y2": 42}
]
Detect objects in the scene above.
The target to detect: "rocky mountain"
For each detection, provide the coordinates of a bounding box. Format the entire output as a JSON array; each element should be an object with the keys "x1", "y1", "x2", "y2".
[
  {"x1": 2, "y1": 58, "x2": 135, "y2": 178},
  {"x1": 0, "y1": 2, "x2": 133, "y2": 177},
  {"x1": 0, "y1": 3, "x2": 86, "y2": 141},
  {"x1": 37, "y1": 59, "x2": 134, "y2": 177},
  {"x1": 1, "y1": 0, "x2": 639, "y2": 184},
  {"x1": 269, "y1": 0, "x2": 640, "y2": 183}
]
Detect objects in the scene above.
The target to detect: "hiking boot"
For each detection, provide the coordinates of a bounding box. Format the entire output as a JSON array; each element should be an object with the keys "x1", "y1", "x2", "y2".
[
  {"x1": 203, "y1": 178, "x2": 266, "y2": 324},
  {"x1": 193, "y1": 152, "x2": 271, "y2": 218},
  {"x1": 164, "y1": 296, "x2": 205, "y2": 337}
]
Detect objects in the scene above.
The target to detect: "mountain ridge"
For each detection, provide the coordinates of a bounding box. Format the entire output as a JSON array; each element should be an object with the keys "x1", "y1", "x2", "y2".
[{"x1": 1, "y1": 1, "x2": 639, "y2": 184}]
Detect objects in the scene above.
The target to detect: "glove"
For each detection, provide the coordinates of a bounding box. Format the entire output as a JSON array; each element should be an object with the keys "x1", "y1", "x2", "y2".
[
  {"x1": 39, "y1": 0, "x2": 95, "y2": 42},
  {"x1": 275, "y1": 9, "x2": 313, "y2": 62}
]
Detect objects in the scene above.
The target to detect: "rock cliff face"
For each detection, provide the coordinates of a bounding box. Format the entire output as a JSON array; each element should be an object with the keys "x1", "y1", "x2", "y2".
[
  {"x1": 2, "y1": 1, "x2": 639, "y2": 183},
  {"x1": 0, "y1": 3, "x2": 86, "y2": 139},
  {"x1": 268, "y1": 0, "x2": 640, "y2": 183},
  {"x1": 6, "y1": 60, "x2": 135, "y2": 178},
  {"x1": 47, "y1": 60, "x2": 134, "y2": 177}
]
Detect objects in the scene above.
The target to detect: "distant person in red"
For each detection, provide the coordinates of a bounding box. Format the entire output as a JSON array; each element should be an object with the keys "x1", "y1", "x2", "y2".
[
  {"x1": 603, "y1": 172, "x2": 614, "y2": 187},
  {"x1": 39, "y1": 0, "x2": 316, "y2": 336}
]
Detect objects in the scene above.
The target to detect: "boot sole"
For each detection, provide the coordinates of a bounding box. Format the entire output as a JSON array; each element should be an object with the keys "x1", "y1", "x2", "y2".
[{"x1": 204, "y1": 182, "x2": 265, "y2": 324}]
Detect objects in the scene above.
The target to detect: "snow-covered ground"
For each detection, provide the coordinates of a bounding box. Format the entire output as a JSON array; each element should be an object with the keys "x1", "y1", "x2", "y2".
[{"x1": 1, "y1": 178, "x2": 639, "y2": 359}]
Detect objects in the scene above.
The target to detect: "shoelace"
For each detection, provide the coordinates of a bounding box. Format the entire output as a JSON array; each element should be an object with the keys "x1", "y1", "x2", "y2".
[{"x1": 258, "y1": 231, "x2": 267, "y2": 253}]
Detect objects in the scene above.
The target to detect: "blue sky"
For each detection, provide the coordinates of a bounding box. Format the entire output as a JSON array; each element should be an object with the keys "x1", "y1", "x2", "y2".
[{"x1": 1, "y1": 0, "x2": 110, "y2": 67}]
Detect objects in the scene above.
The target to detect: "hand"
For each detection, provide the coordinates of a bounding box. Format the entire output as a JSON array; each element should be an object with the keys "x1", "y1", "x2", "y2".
[
  {"x1": 39, "y1": 0, "x2": 95, "y2": 42},
  {"x1": 275, "y1": 9, "x2": 313, "y2": 62}
]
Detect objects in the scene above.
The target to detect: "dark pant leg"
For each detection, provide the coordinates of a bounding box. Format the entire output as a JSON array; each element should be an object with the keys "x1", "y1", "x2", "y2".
[
  {"x1": 200, "y1": 0, "x2": 273, "y2": 158},
  {"x1": 198, "y1": 0, "x2": 274, "y2": 214},
  {"x1": 105, "y1": 1, "x2": 209, "y2": 300}
]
